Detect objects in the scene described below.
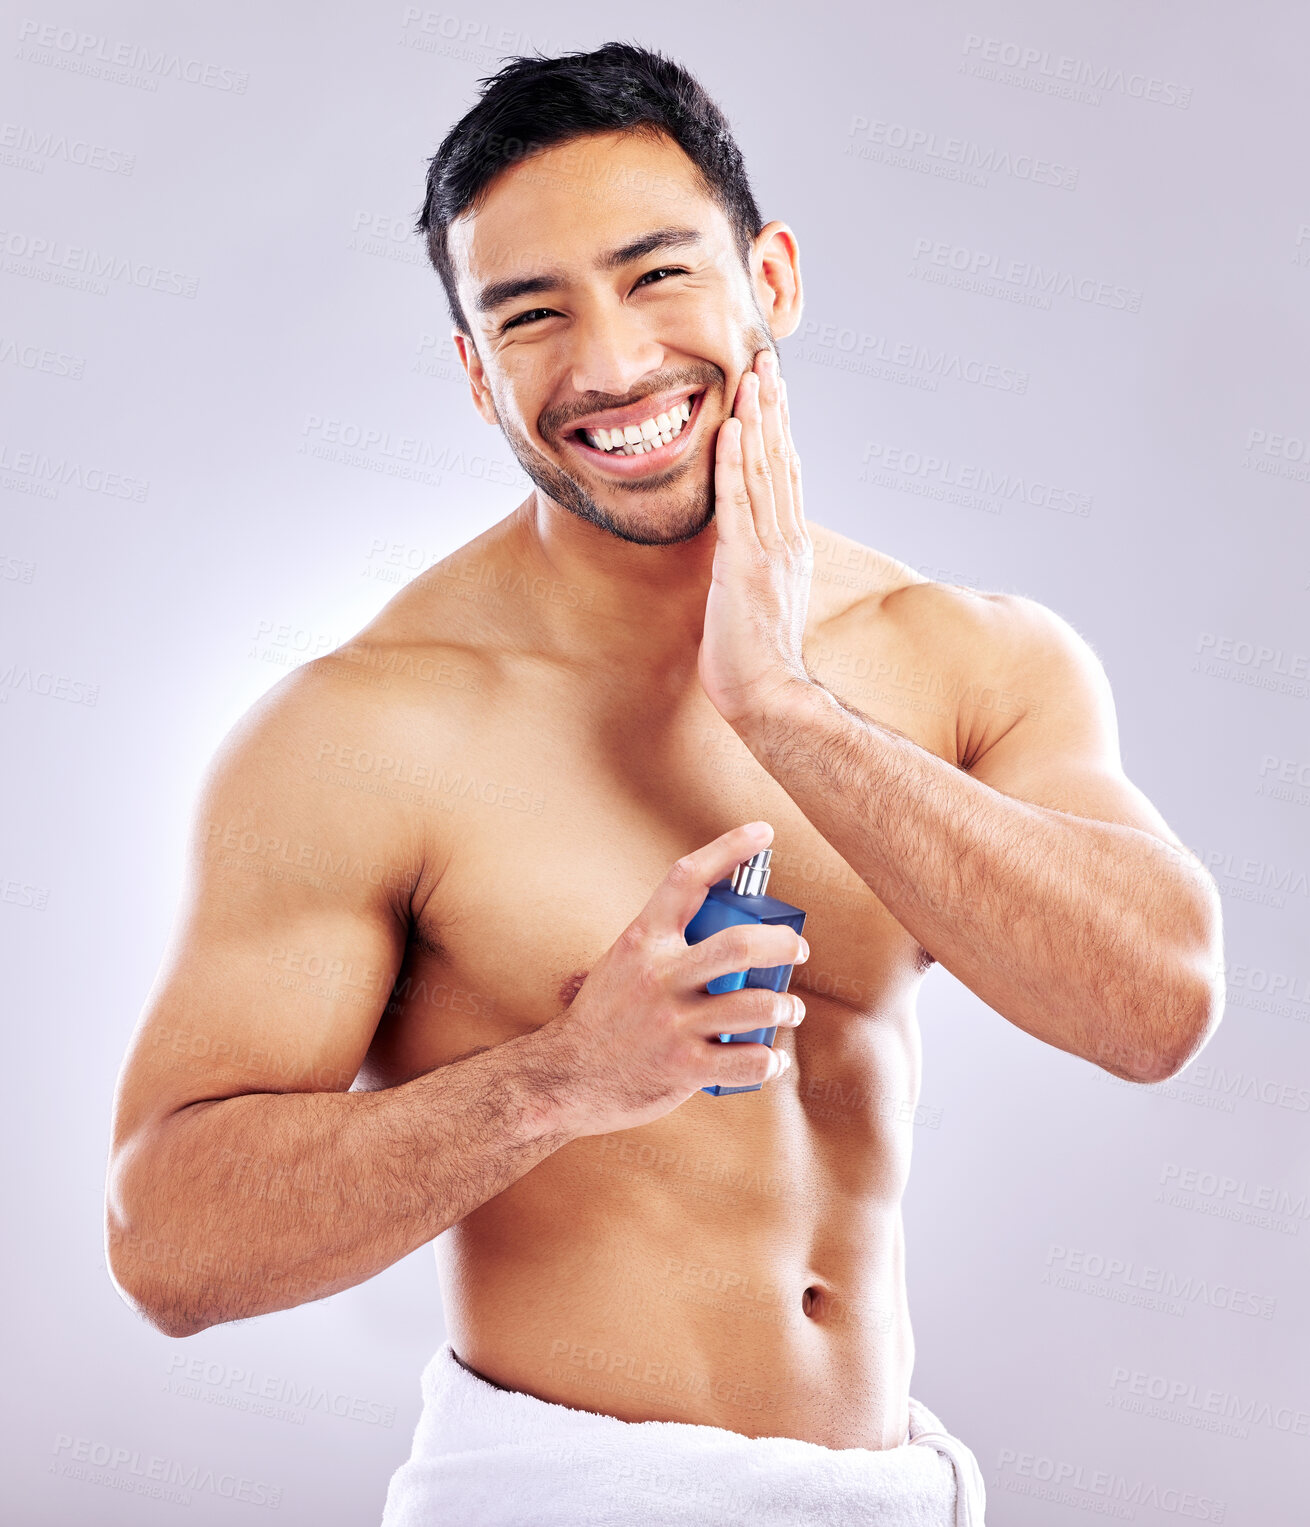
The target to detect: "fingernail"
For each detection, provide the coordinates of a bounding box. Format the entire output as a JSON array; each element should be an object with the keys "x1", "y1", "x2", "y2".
[
  {"x1": 759, "y1": 350, "x2": 777, "y2": 370},
  {"x1": 798, "y1": 938, "x2": 810, "y2": 961}
]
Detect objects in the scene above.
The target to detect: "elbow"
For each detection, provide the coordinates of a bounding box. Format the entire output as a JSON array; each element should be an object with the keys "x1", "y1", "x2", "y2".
[
  {"x1": 1128, "y1": 885, "x2": 1226, "y2": 1084},
  {"x1": 132, "y1": 1296, "x2": 211, "y2": 1342},
  {"x1": 153, "y1": 1316, "x2": 210, "y2": 1340},
  {"x1": 105, "y1": 1157, "x2": 219, "y2": 1339},
  {"x1": 105, "y1": 1127, "x2": 221, "y2": 1339},
  {"x1": 105, "y1": 1225, "x2": 213, "y2": 1339},
  {"x1": 1131, "y1": 973, "x2": 1225, "y2": 1085}
]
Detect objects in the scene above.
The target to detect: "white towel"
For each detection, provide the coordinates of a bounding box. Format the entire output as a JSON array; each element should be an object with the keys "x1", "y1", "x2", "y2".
[{"x1": 380, "y1": 1342, "x2": 987, "y2": 1525}]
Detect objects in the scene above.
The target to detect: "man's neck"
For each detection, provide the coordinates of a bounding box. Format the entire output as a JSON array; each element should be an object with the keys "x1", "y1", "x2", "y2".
[{"x1": 507, "y1": 493, "x2": 719, "y2": 673}]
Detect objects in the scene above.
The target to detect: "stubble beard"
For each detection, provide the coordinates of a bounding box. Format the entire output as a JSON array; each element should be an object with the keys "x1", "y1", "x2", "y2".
[
  {"x1": 496, "y1": 400, "x2": 714, "y2": 548},
  {"x1": 489, "y1": 321, "x2": 775, "y2": 549}
]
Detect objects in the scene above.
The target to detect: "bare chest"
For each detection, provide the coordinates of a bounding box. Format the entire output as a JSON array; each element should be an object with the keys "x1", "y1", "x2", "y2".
[{"x1": 362, "y1": 644, "x2": 958, "y2": 1085}]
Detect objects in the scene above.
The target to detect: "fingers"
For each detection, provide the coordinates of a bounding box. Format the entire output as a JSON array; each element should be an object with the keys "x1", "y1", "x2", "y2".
[
  {"x1": 734, "y1": 368, "x2": 778, "y2": 543},
  {"x1": 713, "y1": 411, "x2": 753, "y2": 545},
  {"x1": 696, "y1": 986, "x2": 805, "y2": 1036},
  {"x1": 681, "y1": 920, "x2": 808, "y2": 991},
  {"x1": 779, "y1": 375, "x2": 806, "y2": 538},
  {"x1": 752, "y1": 350, "x2": 797, "y2": 544},
  {"x1": 636, "y1": 821, "x2": 774, "y2": 937},
  {"x1": 707, "y1": 1040, "x2": 792, "y2": 1090}
]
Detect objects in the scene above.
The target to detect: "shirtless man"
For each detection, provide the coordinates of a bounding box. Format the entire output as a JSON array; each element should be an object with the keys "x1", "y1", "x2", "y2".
[{"x1": 106, "y1": 41, "x2": 1224, "y2": 1522}]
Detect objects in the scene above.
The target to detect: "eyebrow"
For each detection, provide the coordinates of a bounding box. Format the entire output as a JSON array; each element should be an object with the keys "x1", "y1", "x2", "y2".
[{"x1": 473, "y1": 226, "x2": 704, "y2": 316}]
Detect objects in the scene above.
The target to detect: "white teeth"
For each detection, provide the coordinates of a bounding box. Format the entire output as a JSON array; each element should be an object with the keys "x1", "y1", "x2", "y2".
[{"x1": 582, "y1": 395, "x2": 697, "y2": 454}]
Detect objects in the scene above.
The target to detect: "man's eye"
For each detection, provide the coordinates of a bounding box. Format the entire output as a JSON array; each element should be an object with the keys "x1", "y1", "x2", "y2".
[
  {"x1": 636, "y1": 266, "x2": 688, "y2": 286},
  {"x1": 502, "y1": 308, "x2": 555, "y2": 332},
  {"x1": 501, "y1": 269, "x2": 688, "y2": 332}
]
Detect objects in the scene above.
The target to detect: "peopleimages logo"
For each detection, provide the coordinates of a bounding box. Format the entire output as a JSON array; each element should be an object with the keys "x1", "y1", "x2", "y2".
[
  {"x1": 1185, "y1": 843, "x2": 1309, "y2": 907},
  {"x1": 0, "y1": 120, "x2": 135, "y2": 174},
  {"x1": 0, "y1": 229, "x2": 199, "y2": 298},
  {"x1": 0, "y1": 336, "x2": 85, "y2": 378},
  {"x1": 50, "y1": 1434, "x2": 280, "y2": 1508},
  {"x1": 1222, "y1": 958, "x2": 1310, "y2": 1014},
  {"x1": 1183, "y1": 1064, "x2": 1310, "y2": 1112},
  {"x1": 846, "y1": 114, "x2": 1078, "y2": 190},
  {"x1": 961, "y1": 34, "x2": 1192, "y2": 109},
  {"x1": 796, "y1": 319, "x2": 1029, "y2": 394},
  {"x1": 1044, "y1": 1245, "x2": 1276, "y2": 1319},
  {"x1": 993, "y1": 1449, "x2": 1224, "y2": 1521},
  {"x1": 0, "y1": 440, "x2": 148, "y2": 501},
  {"x1": 164, "y1": 1355, "x2": 396, "y2": 1428},
  {"x1": 910, "y1": 237, "x2": 1142, "y2": 311},
  {"x1": 16, "y1": 20, "x2": 249, "y2": 93},
  {"x1": 1108, "y1": 1367, "x2": 1310, "y2": 1438},
  {"x1": 298, "y1": 414, "x2": 527, "y2": 489},
  {"x1": 860, "y1": 441, "x2": 1091, "y2": 515},
  {"x1": 1193, "y1": 633, "x2": 1309, "y2": 700},
  {"x1": 1157, "y1": 1161, "x2": 1309, "y2": 1235}
]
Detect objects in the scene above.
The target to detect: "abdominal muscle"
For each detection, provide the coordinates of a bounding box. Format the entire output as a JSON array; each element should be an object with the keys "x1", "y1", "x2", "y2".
[{"x1": 431, "y1": 993, "x2": 920, "y2": 1452}]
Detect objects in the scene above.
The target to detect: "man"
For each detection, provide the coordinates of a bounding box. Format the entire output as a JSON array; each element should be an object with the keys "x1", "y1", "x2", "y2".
[{"x1": 106, "y1": 41, "x2": 1224, "y2": 1526}]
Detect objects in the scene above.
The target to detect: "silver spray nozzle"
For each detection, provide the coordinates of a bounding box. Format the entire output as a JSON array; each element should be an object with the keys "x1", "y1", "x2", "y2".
[{"x1": 730, "y1": 849, "x2": 772, "y2": 897}]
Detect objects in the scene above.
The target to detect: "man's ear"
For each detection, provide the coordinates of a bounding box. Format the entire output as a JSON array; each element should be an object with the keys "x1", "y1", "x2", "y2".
[
  {"x1": 750, "y1": 221, "x2": 803, "y2": 341},
  {"x1": 453, "y1": 330, "x2": 497, "y2": 426}
]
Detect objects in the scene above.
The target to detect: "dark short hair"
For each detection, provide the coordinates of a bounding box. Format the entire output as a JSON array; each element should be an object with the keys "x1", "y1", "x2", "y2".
[{"x1": 416, "y1": 41, "x2": 764, "y2": 336}]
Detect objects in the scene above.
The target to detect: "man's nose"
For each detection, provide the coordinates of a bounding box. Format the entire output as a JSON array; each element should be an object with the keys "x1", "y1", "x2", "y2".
[{"x1": 567, "y1": 304, "x2": 665, "y2": 400}]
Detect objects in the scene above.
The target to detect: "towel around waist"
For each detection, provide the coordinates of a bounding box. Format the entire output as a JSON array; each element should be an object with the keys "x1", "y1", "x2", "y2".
[{"x1": 379, "y1": 1341, "x2": 986, "y2": 1525}]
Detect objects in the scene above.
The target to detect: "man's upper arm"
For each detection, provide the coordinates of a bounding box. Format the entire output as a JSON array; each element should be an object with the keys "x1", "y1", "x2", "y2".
[
  {"x1": 961, "y1": 593, "x2": 1185, "y2": 847},
  {"x1": 113, "y1": 663, "x2": 422, "y2": 1146}
]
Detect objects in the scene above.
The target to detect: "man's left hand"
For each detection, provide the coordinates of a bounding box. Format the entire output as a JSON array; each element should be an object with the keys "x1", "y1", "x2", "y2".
[{"x1": 699, "y1": 348, "x2": 815, "y2": 729}]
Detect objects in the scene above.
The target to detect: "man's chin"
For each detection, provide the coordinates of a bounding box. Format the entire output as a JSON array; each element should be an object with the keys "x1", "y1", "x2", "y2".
[
  {"x1": 618, "y1": 503, "x2": 716, "y2": 547},
  {"x1": 562, "y1": 489, "x2": 715, "y2": 548},
  {"x1": 517, "y1": 451, "x2": 716, "y2": 547}
]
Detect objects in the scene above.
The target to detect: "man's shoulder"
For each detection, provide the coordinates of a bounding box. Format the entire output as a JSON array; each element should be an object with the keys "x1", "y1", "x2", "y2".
[
  {"x1": 300, "y1": 519, "x2": 528, "y2": 715},
  {"x1": 831, "y1": 543, "x2": 1096, "y2": 689},
  {"x1": 897, "y1": 582, "x2": 1107, "y2": 706},
  {"x1": 815, "y1": 536, "x2": 1106, "y2": 752},
  {"x1": 221, "y1": 574, "x2": 502, "y2": 788},
  {"x1": 810, "y1": 523, "x2": 1010, "y2": 633}
]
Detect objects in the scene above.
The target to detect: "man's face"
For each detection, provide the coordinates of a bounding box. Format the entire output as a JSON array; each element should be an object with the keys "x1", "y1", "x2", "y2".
[{"x1": 448, "y1": 128, "x2": 784, "y2": 547}]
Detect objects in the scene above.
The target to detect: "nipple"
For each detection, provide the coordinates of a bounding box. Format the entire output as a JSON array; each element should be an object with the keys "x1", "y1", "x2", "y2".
[{"x1": 557, "y1": 970, "x2": 588, "y2": 1009}]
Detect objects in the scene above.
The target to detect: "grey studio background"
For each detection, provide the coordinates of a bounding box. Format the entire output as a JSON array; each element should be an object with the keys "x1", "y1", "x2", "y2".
[{"x1": 3, "y1": 1, "x2": 1308, "y2": 1522}]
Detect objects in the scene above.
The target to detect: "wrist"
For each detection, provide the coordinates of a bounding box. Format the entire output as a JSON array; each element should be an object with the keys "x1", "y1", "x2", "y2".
[
  {"x1": 503, "y1": 1025, "x2": 590, "y2": 1147},
  {"x1": 731, "y1": 674, "x2": 830, "y2": 755}
]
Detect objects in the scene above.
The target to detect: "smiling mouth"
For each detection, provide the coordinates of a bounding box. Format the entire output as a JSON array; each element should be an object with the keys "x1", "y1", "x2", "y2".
[{"x1": 566, "y1": 389, "x2": 706, "y2": 473}]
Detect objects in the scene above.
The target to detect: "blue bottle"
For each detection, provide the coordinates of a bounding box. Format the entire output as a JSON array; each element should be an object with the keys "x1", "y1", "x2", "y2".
[{"x1": 683, "y1": 848, "x2": 807, "y2": 1095}]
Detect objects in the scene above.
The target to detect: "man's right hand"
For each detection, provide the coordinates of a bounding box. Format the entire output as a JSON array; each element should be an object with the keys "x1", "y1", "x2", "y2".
[{"x1": 536, "y1": 822, "x2": 809, "y2": 1139}]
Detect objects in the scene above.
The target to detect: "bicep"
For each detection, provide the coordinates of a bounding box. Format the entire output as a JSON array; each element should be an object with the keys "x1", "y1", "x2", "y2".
[
  {"x1": 964, "y1": 596, "x2": 1184, "y2": 847},
  {"x1": 114, "y1": 678, "x2": 419, "y2": 1143}
]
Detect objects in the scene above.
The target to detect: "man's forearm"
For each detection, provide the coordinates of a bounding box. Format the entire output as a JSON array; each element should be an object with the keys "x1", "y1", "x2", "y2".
[
  {"x1": 107, "y1": 1031, "x2": 581, "y2": 1337},
  {"x1": 738, "y1": 680, "x2": 1221, "y2": 1080}
]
